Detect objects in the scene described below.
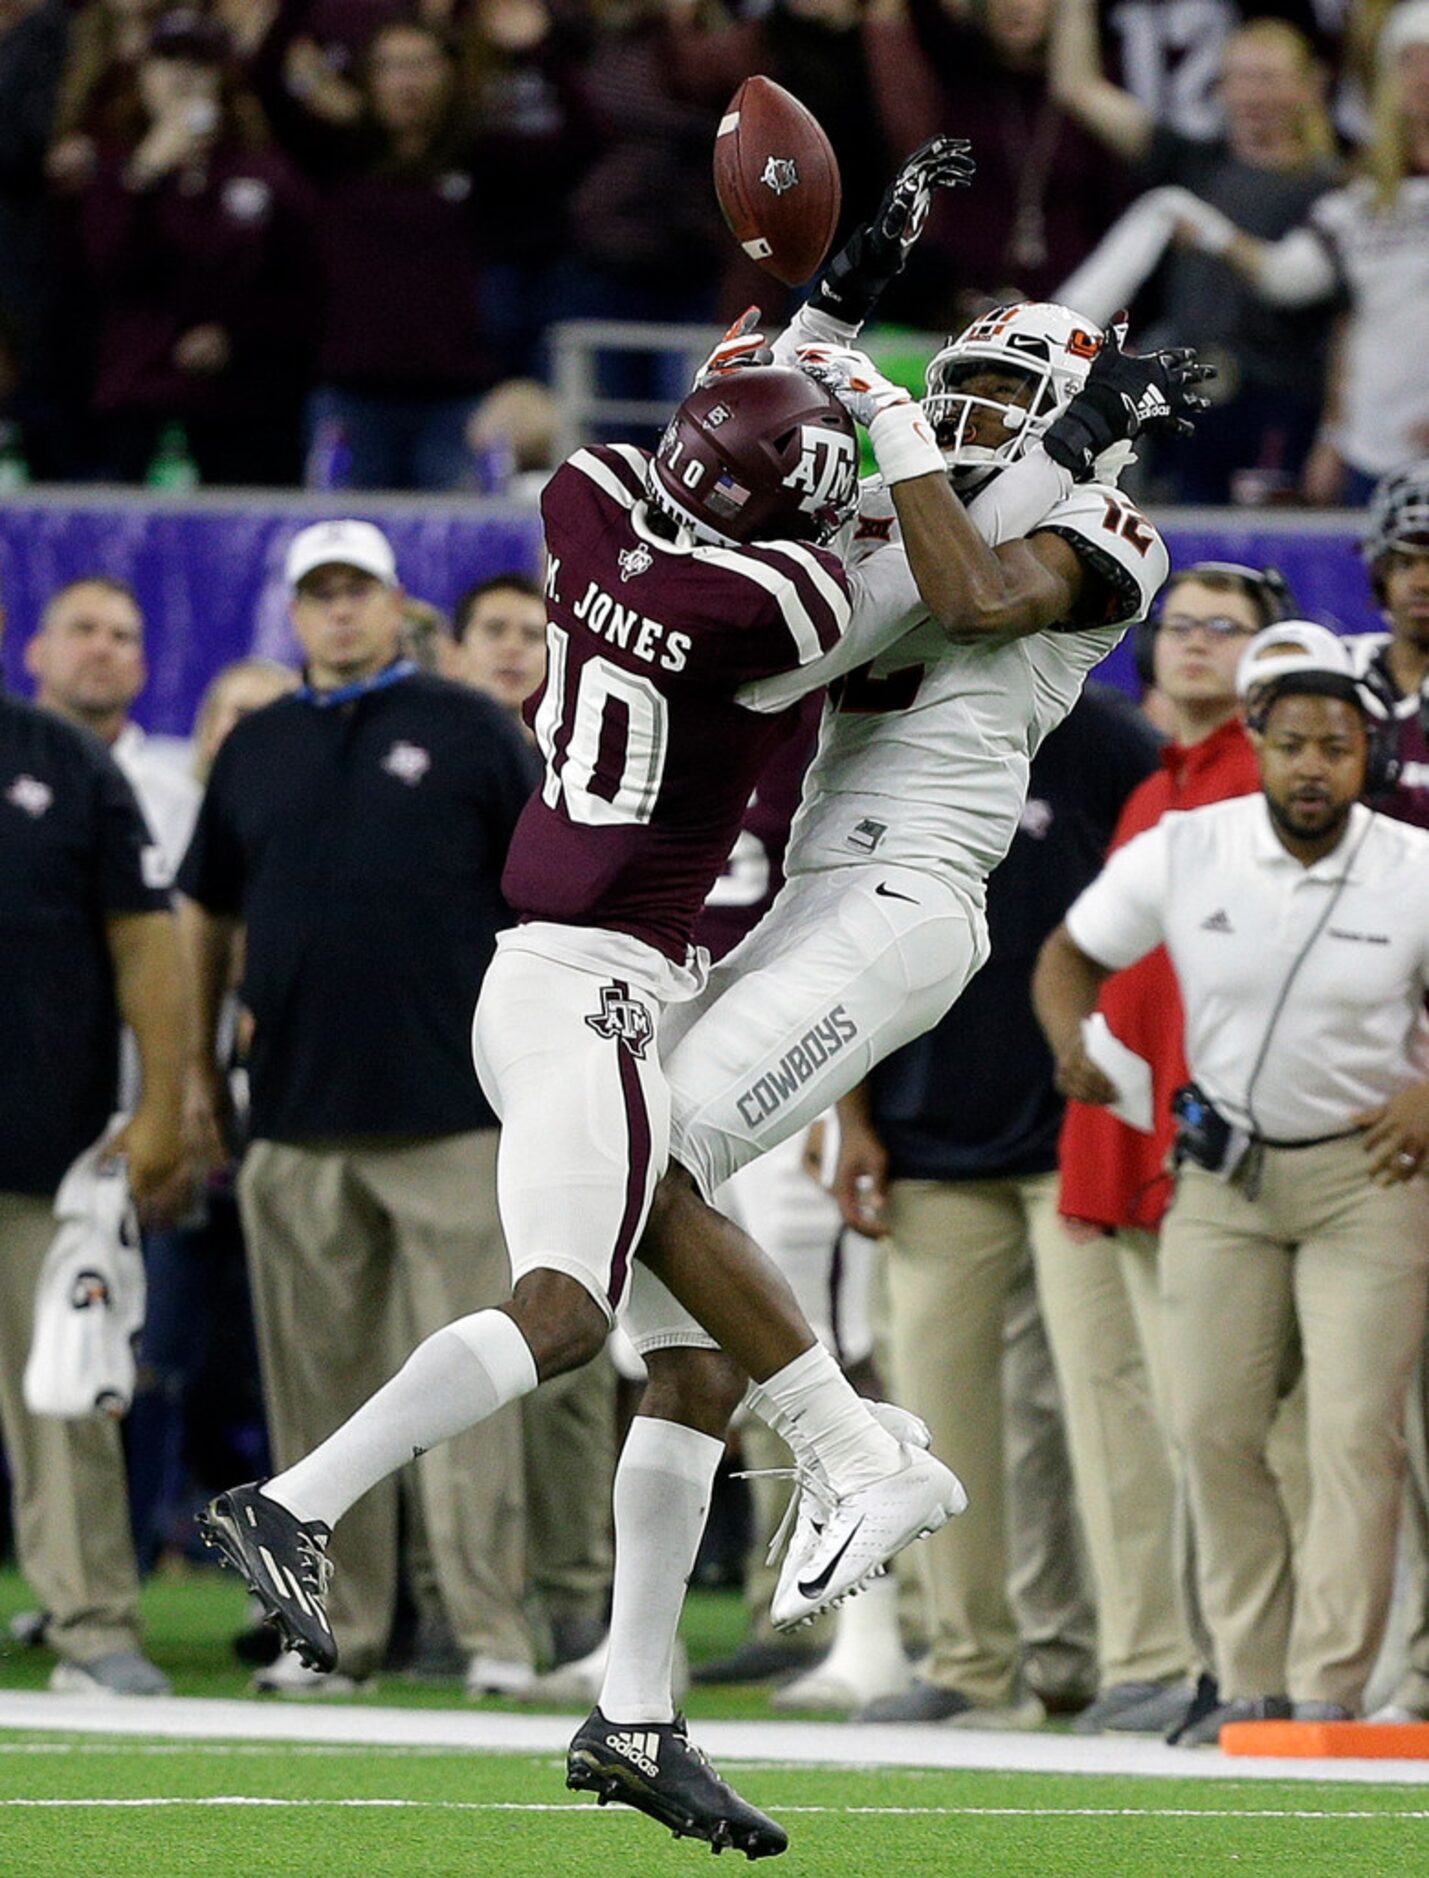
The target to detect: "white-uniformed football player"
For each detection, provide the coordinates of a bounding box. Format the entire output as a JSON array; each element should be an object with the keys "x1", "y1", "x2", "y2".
[
  {"x1": 665, "y1": 303, "x2": 1174, "y2": 1204},
  {"x1": 593, "y1": 295, "x2": 1199, "y2": 1750}
]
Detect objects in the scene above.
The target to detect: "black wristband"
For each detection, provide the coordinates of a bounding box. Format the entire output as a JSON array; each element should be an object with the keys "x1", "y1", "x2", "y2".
[
  {"x1": 1043, "y1": 382, "x2": 1125, "y2": 477},
  {"x1": 810, "y1": 227, "x2": 901, "y2": 325}
]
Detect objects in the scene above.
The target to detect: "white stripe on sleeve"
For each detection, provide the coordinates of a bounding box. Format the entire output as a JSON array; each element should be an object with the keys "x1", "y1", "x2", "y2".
[
  {"x1": 696, "y1": 546, "x2": 824, "y2": 665},
  {"x1": 569, "y1": 448, "x2": 638, "y2": 509}
]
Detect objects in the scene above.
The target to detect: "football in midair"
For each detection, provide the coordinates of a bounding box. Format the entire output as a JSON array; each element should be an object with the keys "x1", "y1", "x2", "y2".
[{"x1": 713, "y1": 76, "x2": 842, "y2": 287}]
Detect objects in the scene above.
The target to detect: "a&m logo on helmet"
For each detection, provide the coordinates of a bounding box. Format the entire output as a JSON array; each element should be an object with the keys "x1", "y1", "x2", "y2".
[{"x1": 783, "y1": 425, "x2": 858, "y2": 530}]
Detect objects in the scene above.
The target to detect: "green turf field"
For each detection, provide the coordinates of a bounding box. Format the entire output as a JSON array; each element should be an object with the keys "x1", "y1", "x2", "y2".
[
  {"x1": 3, "y1": 1567, "x2": 1429, "y2": 1876},
  {"x1": 0, "y1": 1565, "x2": 838, "y2": 1720},
  {"x1": 2, "y1": 1736, "x2": 1428, "y2": 1878}
]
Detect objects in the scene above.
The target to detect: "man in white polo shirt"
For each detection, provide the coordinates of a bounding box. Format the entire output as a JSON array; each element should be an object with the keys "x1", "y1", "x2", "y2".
[{"x1": 1034, "y1": 621, "x2": 1429, "y2": 1743}]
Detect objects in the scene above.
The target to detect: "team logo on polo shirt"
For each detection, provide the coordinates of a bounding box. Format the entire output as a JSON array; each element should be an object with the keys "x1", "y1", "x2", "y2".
[
  {"x1": 584, "y1": 980, "x2": 654, "y2": 1058},
  {"x1": 381, "y1": 741, "x2": 431, "y2": 786},
  {"x1": 5, "y1": 774, "x2": 53, "y2": 818}
]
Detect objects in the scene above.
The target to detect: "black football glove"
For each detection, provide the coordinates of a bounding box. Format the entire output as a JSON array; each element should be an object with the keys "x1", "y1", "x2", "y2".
[
  {"x1": 1043, "y1": 324, "x2": 1216, "y2": 479},
  {"x1": 811, "y1": 135, "x2": 975, "y2": 326}
]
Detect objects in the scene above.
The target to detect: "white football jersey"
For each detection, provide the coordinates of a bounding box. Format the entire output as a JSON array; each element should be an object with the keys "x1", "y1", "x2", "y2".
[{"x1": 784, "y1": 477, "x2": 1169, "y2": 902}]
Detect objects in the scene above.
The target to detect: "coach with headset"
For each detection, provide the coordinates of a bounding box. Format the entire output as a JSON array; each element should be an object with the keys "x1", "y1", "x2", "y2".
[{"x1": 1036, "y1": 623, "x2": 1429, "y2": 1743}]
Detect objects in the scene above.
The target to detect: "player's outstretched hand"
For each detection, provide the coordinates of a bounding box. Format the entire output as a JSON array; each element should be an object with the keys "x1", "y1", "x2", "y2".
[
  {"x1": 810, "y1": 135, "x2": 975, "y2": 328},
  {"x1": 796, "y1": 343, "x2": 911, "y2": 428},
  {"x1": 1043, "y1": 321, "x2": 1216, "y2": 479},
  {"x1": 692, "y1": 306, "x2": 772, "y2": 387}
]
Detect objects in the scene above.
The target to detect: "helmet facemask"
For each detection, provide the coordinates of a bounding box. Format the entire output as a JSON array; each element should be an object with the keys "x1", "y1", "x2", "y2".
[
  {"x1": 923, "y1": 302, "x2": 1104, "y2": 478},
  {"x1": 923, "y1": 357, "x2": 1046, "y2": 475}
]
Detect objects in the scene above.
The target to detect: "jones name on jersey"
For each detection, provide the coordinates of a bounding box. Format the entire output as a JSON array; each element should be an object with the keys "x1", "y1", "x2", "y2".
[{"x1": 501, "y1": 443, "x2": 853, "y2": 960}]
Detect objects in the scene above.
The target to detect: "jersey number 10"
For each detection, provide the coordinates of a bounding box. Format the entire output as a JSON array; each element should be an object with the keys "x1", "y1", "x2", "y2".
[{"x1": 533, "y1": 622, "x2": 670, "y2": 825}]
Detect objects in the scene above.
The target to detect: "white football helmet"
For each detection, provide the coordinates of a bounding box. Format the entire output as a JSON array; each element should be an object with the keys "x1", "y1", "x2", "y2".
[{"x1": 923, "y1": 302, "x2": 1105, "y2": 476}]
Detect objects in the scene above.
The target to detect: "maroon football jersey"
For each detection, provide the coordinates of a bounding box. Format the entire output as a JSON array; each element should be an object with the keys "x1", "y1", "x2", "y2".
[
  {"x1": 502, "y1": 444, "x2": 852, "y2": 960},
  {"x1": 695, "y1": 692, "x2": 822, "y2": 964}
]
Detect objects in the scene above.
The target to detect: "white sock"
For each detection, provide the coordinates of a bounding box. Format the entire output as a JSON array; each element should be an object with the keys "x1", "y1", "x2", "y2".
[
  {"x1": 262, "y1": 1310, "x2": 537, "y2": 1531},
  {"x1": 752, "y1": 1345, "x2": 901, "y2": 1496},
  {"x1": 597, "y1": 1416, "x2": 724, "y2": 1725},
  {"x1": 821, "y1": 1572, "x2": 903, "y2": 1670}
]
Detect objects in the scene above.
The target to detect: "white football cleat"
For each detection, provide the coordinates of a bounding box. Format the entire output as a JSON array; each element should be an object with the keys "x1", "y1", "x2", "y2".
[
  {"x1": 751, "y1": 1398, "x2": 933, "y2": 1593},
  {"x1": 769, "y1": 1444, "x2": 967, "y2": 1632}
]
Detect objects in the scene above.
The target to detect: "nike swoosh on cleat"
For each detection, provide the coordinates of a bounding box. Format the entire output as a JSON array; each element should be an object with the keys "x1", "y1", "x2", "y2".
[
  {"x1": 874, "y1": 882, "x2": 917, "y2": 902},
  {"x1": 795, "y1": 1518, "x2": 865, "y2": 1599}
]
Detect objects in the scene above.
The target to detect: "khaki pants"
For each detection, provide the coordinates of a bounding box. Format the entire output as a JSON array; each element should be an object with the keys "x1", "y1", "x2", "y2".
[
  {"x1": 523, "y1": 1351, "x2": 617, "y2": 1636},
  {"x1": 1003, "y1": 1255, "x2": 1097, "y2": 1705},
  {"x1": 1162, "y1": 1137, "x2": 1429, "y2": 1709},
  {"x1": 882, "y1": 1171, "x2": 1094, "y2": 1705},
  {"x1": 1392, "y1": 1334, "x2": 1429, "y2": 1713},
  {"x1": 0, "y1": 1191, "x2": 141, "y2": 1666},
  {"x1": 239, "y1": 1132, "x2": 527, "y2": 1679},
  {"x1": 1033, "y1": 1219, "x2": 1193, "y2": 1687}
]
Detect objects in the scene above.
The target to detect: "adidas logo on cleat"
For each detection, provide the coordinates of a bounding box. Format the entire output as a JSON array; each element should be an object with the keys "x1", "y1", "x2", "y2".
[{"x1": 605, "y1": 1730, "x2": 660, "y2": 1779}]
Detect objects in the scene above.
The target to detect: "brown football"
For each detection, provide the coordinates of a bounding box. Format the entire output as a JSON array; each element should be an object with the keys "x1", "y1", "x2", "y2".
[{"x1": 713, "y1": 75, "x2": 842, "y2": 287}]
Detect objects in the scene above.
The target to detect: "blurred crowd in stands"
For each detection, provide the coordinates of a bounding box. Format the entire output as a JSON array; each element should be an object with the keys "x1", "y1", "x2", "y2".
[{"x1": 0, "y1": 0, "x2": 1427, "y2": 499}]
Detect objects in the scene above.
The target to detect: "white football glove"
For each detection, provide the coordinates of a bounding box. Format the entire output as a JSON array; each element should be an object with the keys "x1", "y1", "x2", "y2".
[
  {"x1": 795, "y1": 343, "x2": 912, "y2": 428},
  {"x1": 796, "y1": 343, "x2": 945, "y2": 486}
]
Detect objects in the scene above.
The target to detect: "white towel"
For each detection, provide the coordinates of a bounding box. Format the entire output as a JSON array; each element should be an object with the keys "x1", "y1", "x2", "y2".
[{"x1": 23, "y1": 1125, "x2": 146, "y2": 1420}]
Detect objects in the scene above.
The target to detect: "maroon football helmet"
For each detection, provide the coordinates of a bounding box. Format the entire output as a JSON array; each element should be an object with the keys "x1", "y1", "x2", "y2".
[{"x1": 649, "y1": 367, "x2": 860, "y2": 547}]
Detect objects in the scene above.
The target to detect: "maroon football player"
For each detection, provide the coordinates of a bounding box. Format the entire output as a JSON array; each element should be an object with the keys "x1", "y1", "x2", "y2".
[
  {"x1": 1349, "y1": 463, "x2": 1429, "y2": 831},
  {"x1": 200, "y1": 358, "x2": 976, "y2": 1858}
]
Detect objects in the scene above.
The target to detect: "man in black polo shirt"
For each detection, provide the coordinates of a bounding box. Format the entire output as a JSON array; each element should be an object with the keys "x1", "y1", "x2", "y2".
[
  {"x1": 178, "y1": 520, "x2": 539, "y2": 1694},
  {"x1": 0, "y1": 601, "x2": 184, "y2": 1696},
  {"x1": 830, "y1": 685, "x2": 1160, "y2": 1726}
]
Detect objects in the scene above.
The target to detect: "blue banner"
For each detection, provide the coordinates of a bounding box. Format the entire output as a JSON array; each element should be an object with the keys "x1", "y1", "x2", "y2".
[
  {"x1": 0, "y1": 495, "x2": 1381, "y2": 739},
  {"x1": 0, "y1": 496, "x2": 543, "y2": 738}
]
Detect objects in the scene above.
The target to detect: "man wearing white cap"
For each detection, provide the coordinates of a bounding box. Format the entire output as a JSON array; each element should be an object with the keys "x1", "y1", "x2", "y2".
[
  {"x1": 1035, "y1": 621, "x2": 1429, "y2": 1742},
  {"x1": 177, "y1": 519, "x2": 541, "y2": 1696}
]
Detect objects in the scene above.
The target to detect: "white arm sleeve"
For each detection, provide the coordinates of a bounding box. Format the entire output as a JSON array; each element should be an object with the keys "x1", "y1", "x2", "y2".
[
  {"x1": 963, "y1": 446, "x2": 1073, "y2": 547},
  {"x1": 1055, "y1": 188, "x2": 1182, "y2": 326},
  {"x1": 770, "y1": 301, "x2": 862, "y2": 368},
  {"x1": 737, "y1": 447, "x2": 1074, "y2": 711},
  {"x1": 1248, "y1": 227, "x2": 1338, "y2": 307},
  {"x1": 736, "y1": 543, "x2": 925, "y2": 712},
  {"x1": 1064, "y1": 823, "x2": 1172, "y2": 971}
]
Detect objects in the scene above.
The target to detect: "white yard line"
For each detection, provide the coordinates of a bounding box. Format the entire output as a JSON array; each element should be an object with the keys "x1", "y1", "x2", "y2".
[
  {"x1": 0, "y1": 1692, "x2": 1426, "y2": 1787},
  {"x1": 0, "y1": 1796, "x2": 1427, "y2": 1819},
  {"x1": 0, "y1": 1798, "x2": 1424, "y2": 1819}
]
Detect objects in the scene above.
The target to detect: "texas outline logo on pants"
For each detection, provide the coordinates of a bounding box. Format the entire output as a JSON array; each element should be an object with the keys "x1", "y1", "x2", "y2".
[{"x1": 585, "y1": 980, "x2": 654, "y2": 1059}]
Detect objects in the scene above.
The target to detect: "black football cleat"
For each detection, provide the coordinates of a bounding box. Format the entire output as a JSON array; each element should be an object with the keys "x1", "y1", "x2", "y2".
[
  {"x1": 198, "y1": 1482, "x2": 338, "y2": 1673},
  {"x1": 567, "y1": 1706, "x2": 788, "y2": 1858}
]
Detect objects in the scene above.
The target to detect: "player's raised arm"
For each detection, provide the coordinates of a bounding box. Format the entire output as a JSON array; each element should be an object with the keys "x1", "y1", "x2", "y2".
[
  {"x1": 798, "y1": 329, "x2": 1209, "y2": 640},
  {"x1": 770, "y1": 136, "x2": 975, "y2": 363}
]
